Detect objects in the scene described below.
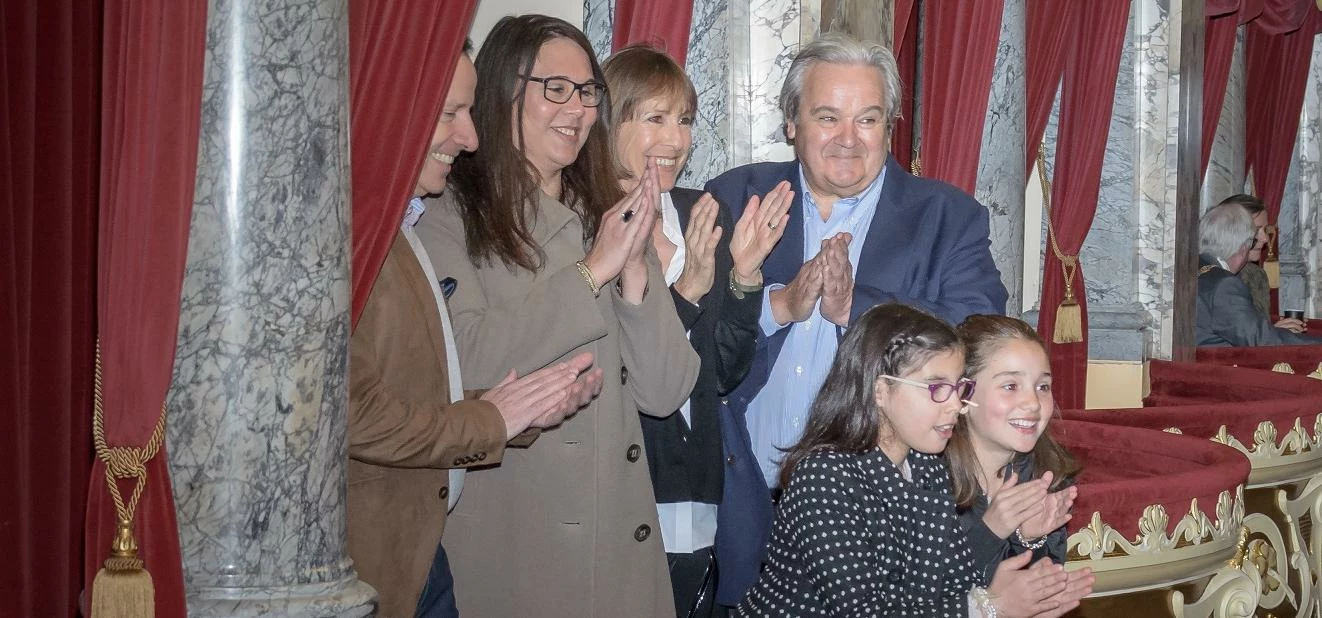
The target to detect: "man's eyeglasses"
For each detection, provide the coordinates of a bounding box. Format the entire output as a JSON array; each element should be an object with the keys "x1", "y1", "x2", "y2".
[
  {"x1": 520, "y1": 75, "x2": 606, "y2": 107},
  {"x1": 879, "y1": 375, "x2": 977, "y2": 404}
]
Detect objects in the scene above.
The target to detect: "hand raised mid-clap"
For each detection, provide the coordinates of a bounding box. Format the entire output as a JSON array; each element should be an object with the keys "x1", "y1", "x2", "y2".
[
  {"x1": 672, "y1": 194, "x2": 723, "y2": 305},
  {"x1": 818, "y1": 232, "x2": 854, "y2": 326}
]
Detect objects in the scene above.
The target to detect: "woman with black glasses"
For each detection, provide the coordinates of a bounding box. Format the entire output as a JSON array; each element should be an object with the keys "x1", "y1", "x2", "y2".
[{"x1": 416, "y1": 14, "x2": 700, "y2": 618}]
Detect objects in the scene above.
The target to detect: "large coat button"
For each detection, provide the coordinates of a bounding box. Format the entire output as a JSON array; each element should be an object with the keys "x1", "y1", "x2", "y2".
[
  {"x1": 620, "y1": 366, "x2": 629, "y2": 385},
  {"x1": 726, "y1": 455, "x2": 736, "y2": 466},
  {"x1": 626, "y1": 444, "x2": 642, "y2": 462},
  {"x1": 634, "y1": 524, "x2": 651, "y2": 542},
  {"x1": 438, "y1": 486, "x2": 449, "y2": 501}
]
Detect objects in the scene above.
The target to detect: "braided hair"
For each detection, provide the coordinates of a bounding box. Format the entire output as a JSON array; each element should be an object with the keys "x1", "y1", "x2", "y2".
[{"x1": 778, "y1": 304, "x2": 963, "y2": 487}]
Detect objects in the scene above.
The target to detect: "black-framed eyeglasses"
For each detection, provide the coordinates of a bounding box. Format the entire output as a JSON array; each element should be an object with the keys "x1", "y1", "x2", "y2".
[
  {"x1": 520, "y1": 75, "x2": 606, "y2": 107},
  {"x1": 879, "y1": 375, "x2": 977, "y2": 403}
]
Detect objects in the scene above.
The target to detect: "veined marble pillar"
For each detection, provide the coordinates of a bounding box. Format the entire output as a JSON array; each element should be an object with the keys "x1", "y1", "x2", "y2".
[
  {"x1": 975, "y1": 0, "x2": 1026, "y2": 316},
  {"x1": 1081, "y1": 13, "x2": 1151, "y2": 361},
  {"x1": 730, "y1": 0, "x2": 802, "y2": 164},
  {"x1": 1286, "y1": 34, "x2": 1322, "y2": 317},
  {"x1": 165, "y1": 1, "x2": 370, "y2": 615},
  {"x1": 1134, "y1": 0, "x2": 1199, "y2": 360},
  {"x1": 1201, "y1": 26, "x2": 1246, "y2": 210}
]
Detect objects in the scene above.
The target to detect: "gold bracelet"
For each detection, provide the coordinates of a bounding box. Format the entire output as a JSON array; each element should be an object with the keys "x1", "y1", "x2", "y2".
[{"x1": 575, "y1": 260, "x2": 601, "y2": 297}]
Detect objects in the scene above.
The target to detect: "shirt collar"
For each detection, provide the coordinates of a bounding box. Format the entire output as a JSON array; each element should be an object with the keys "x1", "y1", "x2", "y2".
[
  {"x1": 402, "y1": 196, "x2": 426, "y2": 228},
  {"x1": 796, "y1": 163, "x2": 888, "y2": 220}
]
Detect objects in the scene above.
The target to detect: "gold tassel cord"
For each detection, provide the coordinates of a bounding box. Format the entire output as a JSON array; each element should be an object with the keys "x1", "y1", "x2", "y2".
[
  {"x1": 1036, "y1": 143, "x2": 1083, "y2": 344},
  {"x1": 90, "y1": 339, "x2": 166, "y2": 618}
]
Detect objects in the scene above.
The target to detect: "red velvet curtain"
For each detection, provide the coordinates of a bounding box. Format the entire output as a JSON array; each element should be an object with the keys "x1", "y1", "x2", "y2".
[
  {"x1": 349, "y1": 1, "x2": 479, "y2": 330},
  {"x1": 1245, "y1": 6, "x2": 1319, "y2": 226},
  {"x1": 917, "y1": 0, "x2": 1003, "y2": 192},
  {"x1": 891, "y1": 0, "x2": 918, "y2": 169},
  {"x1": 83, "y1": 1, "x2": 207, "y2": 615},
  {"x1": 1035, "y1": 1, "x2": 1132, "y2": 410},
  {"x1": 1202, "y1": 0, "x2": 1263, "y2": 177},
  {"x1": 1025, "y1": 0, "x2": 1070, "y2": 174},
  {"x1": 611, "y1": 0, "x2": 696, "y2": 64},
  {"x1": 1, "y1": 1, "x2": 100, "y2": 614}
]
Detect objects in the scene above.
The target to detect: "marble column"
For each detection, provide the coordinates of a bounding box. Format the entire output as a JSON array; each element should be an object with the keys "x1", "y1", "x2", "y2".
[
  {"x1": 583, "y1": 0, "x2": 614, "y2": 61},
  {"x1": 730, "y1": 0, "x2": 802, "y2": 165},
  {"x1": 1201, "y1": 26, "x2": 1246, "y2": 210},
  {"x1": 1287, "y1": 34, "x2": 1322, "y2": 317},
  {"x1": 682, "y1": 0, "x2": 734, "y2": 187},
  {"x1": 1134, "y1": 0, "x2": 1193, "y2": 360},
  {"x1": 974, "y1": 0, "x2": 1026, "y2": 316},
  {"x1": 1080, "y1": 12, "x2": 1151, "y2": 361},
  {"x1": 165, "y1": 1, "x2": 371, "y2": 616}
]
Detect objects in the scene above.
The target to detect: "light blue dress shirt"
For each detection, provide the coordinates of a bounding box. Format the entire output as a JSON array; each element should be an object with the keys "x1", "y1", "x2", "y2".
[{"x1": 746, "y1": 165, "x2": 887, "y2": 486}]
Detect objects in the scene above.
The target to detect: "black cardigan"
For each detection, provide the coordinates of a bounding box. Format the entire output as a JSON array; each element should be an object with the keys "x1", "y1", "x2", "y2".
[
  {"x1": 640, "y1": 187, "x2": 762, "y2": 506},
  {"x1": 955, "y1": 455, "x2": 1070, "y2": 586}
]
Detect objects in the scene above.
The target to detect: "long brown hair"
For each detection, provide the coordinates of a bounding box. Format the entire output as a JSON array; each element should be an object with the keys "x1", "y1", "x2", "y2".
[
  {"x1": 448, "y1": 15, "x2": 623, "y2": 270},
  {"x1": 947, "y1": 315, "x2": 1080, "y2": 509},
  {"x1": 778, "y1": 304, "x2": 962, "y2": 488}
]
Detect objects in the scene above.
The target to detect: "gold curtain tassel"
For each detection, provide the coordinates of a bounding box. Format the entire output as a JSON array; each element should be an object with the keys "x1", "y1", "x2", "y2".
[
  {"x1": 1053, "y1": 290, "x2": 1083, "y2": 344},
  {"x1": 90, "y1": 519, "x2": 156, "y2": 618},
  {"x1": 90, "y1": 339, "x2": 165, "y2": 617}
]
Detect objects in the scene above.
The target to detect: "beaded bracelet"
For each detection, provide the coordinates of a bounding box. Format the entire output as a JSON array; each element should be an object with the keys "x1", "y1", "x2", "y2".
[
  {"x1": 970, "y1": 586, "x2": 998, "y2": 618},
  {"x1": 1014, "y1": 527, "x2": 1048, "y2": 550}
]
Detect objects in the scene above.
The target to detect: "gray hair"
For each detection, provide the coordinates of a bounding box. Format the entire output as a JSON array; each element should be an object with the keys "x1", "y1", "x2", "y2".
[
  {"x1": 779, "y1": 33, "x2": 902, "y2": 127},
  {"x1": 1198, "y1": 202, "x2": 1257, "y2": 261}
]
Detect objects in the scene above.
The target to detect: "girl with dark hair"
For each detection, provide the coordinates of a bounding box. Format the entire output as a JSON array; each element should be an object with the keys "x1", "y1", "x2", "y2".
[
  {"x1": 737, "y1": 304, "x2": 1091, "y2": 617},
  {"x1": 415, "y1": 15, "x2": 700, "y2": 618},
  {"x1": 947, "y1": 315, "x2": 1083, "y2": 587}
]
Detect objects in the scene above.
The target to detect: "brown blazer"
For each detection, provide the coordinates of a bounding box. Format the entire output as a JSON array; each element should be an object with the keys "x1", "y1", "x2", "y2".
[
  {"x1": 346, "y1": 233, "x2": 511, "y2": 618},
  {"x1": 415, "y1": 192, "x2": 700, "y2": 617}
]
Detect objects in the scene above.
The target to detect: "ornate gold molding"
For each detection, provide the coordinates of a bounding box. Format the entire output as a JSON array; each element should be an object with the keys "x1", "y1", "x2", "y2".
[{"x1": 1069, "y1": 487, "x2": 1245, "y2": 561}]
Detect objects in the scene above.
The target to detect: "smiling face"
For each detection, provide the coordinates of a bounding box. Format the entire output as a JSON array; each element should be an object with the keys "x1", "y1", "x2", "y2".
[
  {"x1": 966, "y1": 338, "x2": 1054, "y2": 465},
  {"x1": 414, "y1": 54, "x2": 478, "y2": 197},
  {"x1": 875, "y1": 348, "x2": 966, "y2": 465},
  {"x1": 516, "y1": 37, "x2": 598, "y2": 190},
  {"x1": 614, "y1": 95, "x2": 692, "y2": 192},
  {"x1": 787, "y1": 62, "x2": 890, "y2": 207}
]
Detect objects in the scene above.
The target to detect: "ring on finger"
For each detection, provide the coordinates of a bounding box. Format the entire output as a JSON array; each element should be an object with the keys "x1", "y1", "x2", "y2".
[{"x1": 768, "y1": 221, "x2": 778, "y2": 230}]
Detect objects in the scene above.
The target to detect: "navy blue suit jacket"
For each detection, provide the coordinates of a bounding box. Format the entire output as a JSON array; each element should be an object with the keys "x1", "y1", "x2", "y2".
[{"x1": 702, "y1": 156, "x2": 1007, "y2": 605}]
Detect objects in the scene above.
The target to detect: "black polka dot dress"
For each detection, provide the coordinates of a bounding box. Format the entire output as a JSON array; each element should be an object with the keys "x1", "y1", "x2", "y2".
[{"x1": 737, "y1": 448, "x2": 975, "y2": 617}]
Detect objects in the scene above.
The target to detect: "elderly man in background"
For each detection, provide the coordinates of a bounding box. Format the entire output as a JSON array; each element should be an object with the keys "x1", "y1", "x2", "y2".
[
  {"x1": 1196, "y1": 202, "x2": 1321, "y2": 347},
  {"x1": 701, "y1": 33, "x2": 1009, "y2": 607},
  {"x1": 1215, "y1": 194, "x2": 1306, "y2": 333}
]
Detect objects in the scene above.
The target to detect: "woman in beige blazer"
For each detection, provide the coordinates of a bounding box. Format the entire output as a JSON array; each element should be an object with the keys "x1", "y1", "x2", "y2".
[{"x1": 415, "y1": 14, "x2": 700, "y2": 618}]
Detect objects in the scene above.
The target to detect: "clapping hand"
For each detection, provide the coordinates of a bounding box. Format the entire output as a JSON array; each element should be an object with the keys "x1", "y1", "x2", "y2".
[
  {"x1": 583, "y1": 161, "x2": 660, "y2": 296},
  {"x1": 982, "y1": 472, "x2": 1052, "y2": 539},
  {"x1": 672, "y1": 194, "x2": 722, "y2": 305},
  {"x1": 728, "y1": 181, "x2": 794, "y2": 286},
  {"x1": 1020, "y1": 483, "x2": 1076, "y2": 541},
  {"x1": 818, "y1": 232, "x2": 854, "y2": 326}
]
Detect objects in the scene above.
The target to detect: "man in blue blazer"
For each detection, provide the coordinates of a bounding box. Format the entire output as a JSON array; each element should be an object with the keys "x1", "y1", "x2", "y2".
[{"x1": 702, "y1": 33, "x2": 1008, "y2": 606}]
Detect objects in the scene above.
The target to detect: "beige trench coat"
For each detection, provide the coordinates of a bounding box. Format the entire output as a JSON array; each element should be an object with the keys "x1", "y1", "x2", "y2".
[{"x1": 416, "y1": 191, "x2": 700, "y2": 617}]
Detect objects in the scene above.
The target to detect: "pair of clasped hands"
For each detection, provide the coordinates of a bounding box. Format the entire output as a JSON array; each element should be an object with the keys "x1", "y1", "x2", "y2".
[
  {"x1": 479, "y1": 161, "x2": 796, "y2": 440},
  {"x1": 984, "y1": 471, "x2": 1094, "y2": 618},
  {"x1": 585, "y1": 159, "x2": 797, "y2": 307}
]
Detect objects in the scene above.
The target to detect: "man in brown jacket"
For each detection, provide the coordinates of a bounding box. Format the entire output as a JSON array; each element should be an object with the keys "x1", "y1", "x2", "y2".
[{"x1": 347, "y1": 42, "x2": 602, "y2": 618}]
